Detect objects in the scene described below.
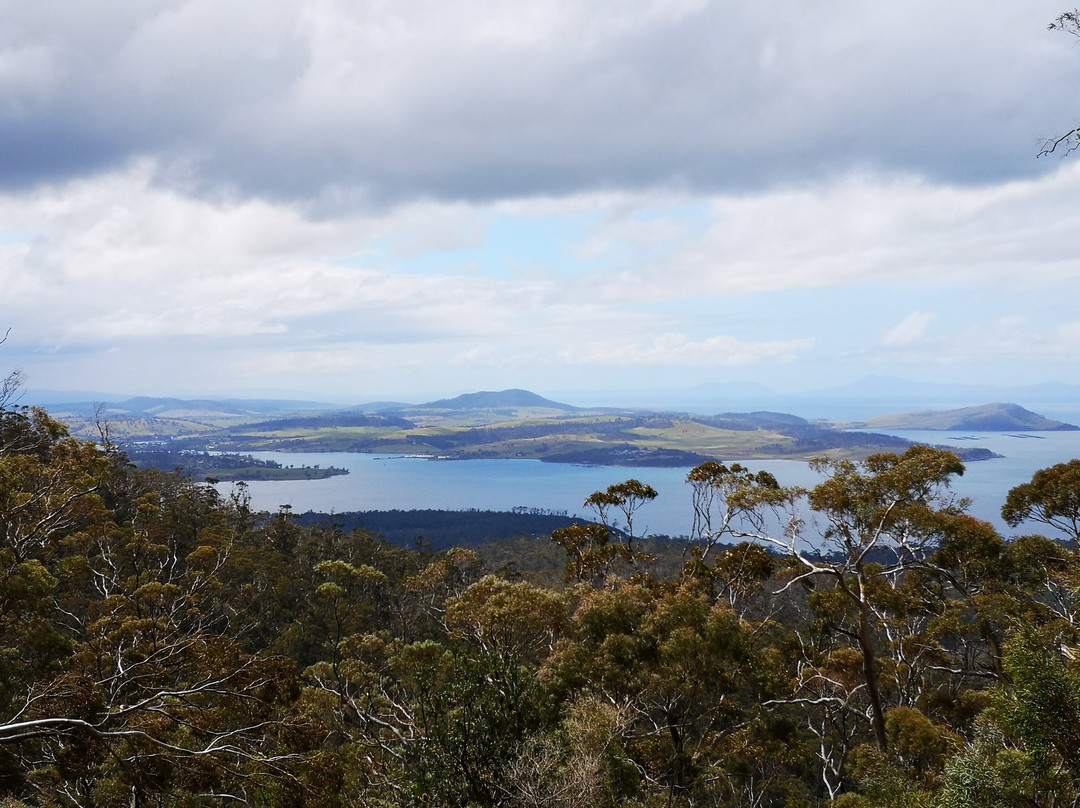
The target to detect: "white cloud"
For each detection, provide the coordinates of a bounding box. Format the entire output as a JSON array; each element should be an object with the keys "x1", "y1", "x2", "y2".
[
  {"x1": 883, "y1": 312, "x2": 934, "y2": 346},
  {"x1": 862, "y1": 315, "x2": 1080, "y2": 370},
  {"x1": 569, "y1": 165, "x2": 1080, "y2": 305},
  {"x1": 950, "y1": 316, "x2": 1080, "y2": 362},
  {"x1": 3, "y1": 154, "x2": 1080, "y2": 396},
  {"x1": 561, "y1": 333, "x2": 813, "y2": 367},
  {"x1": 3, "y1": 1, "x2": 1079, "y2": 402},
  {"x1": 449, "y1": 346, "x2": 494, "y2": 366},
  {"x1": 0, "y1": 165, "x2": 534, "y2": 348},
  {"x1": 1054, "y1": 320, "x2": 1080, "y2": 345}
]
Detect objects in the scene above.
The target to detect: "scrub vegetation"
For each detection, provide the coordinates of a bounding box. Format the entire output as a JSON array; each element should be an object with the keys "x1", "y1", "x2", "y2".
[{"x1": 3, "y1": 385, "x2": 1080, "y2": 807}]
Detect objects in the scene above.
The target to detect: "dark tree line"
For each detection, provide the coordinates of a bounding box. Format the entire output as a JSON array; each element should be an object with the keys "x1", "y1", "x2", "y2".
[{"x1": 293, "y1": 509, "x2": 596, "y2": 550}]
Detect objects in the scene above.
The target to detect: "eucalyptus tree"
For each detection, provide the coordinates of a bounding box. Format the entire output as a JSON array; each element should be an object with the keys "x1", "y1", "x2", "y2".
[
  {"x1": 552, "y1": 479, "x2": 658, "y2": 583},
  {"x1": 1002, "y1": 459, "x2": 1080, "y2": 545},
  {"x1": 0, "y1": 405, "x2": 305, "y2": 806},
  {"x1": 685, "y1": 446, "x2": 970, "y2": 761},
  {"x1": 541, "y1": 576, "x2": 761, "y2": 806},
  {"x1": 787, "y1": 448, "x2": 968, "y2": 751}
]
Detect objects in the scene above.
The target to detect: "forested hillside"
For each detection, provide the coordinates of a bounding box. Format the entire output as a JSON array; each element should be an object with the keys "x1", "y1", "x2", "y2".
[{"x1": 3, "y1": 398, "x2": 1080, "y2": 807}]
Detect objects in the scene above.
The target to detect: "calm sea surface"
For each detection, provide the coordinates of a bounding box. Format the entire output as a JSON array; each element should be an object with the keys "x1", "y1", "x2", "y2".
[{"x1": 217, "y1": 431, "x2": 1080, "y2": 541}]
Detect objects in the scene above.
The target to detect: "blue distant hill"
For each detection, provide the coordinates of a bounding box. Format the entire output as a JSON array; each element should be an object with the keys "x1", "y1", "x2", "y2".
[
  {"x1": 417, "y1": 389, "x2": 579, "y2": 411},
  {"x1": 855, "y1": 403, "x2": 1079, "y2": 431}
]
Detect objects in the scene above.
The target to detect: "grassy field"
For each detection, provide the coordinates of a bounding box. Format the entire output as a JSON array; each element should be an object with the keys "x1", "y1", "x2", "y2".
[{"x1": 624, "y1": 421, "x2": 799, "y2": 457}]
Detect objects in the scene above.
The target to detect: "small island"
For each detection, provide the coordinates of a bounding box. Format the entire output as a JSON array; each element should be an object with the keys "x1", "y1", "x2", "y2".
[
  {"x1": 846, "y1": 402, "x2": 1079, "y2": 432},
  {"x1": 127, "y1": 450, "x2": 349, "y2": 482}
]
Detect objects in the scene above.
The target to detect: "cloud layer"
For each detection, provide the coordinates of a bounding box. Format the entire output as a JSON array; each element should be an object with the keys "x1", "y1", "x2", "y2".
[
  {"x1": 2, "y1": 1, "x2": 1076, "y2": 202},
  {"x1": 0, "y1": 1, "x2": 1077, "y2": 401}
]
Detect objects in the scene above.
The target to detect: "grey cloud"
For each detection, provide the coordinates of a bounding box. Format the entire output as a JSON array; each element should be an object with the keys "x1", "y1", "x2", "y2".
[{"x1": 0, "y1": 1, "x2": 1075, "y2": 204}]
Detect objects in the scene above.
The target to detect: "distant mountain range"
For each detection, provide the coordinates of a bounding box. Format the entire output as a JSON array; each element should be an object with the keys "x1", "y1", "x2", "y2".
[
  {"x1": 41, "y1": 396, "x2": 342, "y2": 419},
  {"x1": 24, "y1": 387, "x2": 1080, "y2": 435},
  {"x1": 571, "y1": 377, "x2": 1080, "y2": 422},
  {"x1": 33, "y1": 389, "x2": 577, "y2": 419}
]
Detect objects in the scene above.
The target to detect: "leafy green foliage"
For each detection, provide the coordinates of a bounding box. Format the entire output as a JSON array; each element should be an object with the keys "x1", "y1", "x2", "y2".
[{"x1": 1002, "y1": 459, "x2": 1080, "y2": 543}]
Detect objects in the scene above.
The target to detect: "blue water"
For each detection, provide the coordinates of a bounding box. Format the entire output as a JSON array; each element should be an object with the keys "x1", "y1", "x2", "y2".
[
  {"x1": 861, "y1": 430, "x2": 1080, "y2": 539},
  {"x1": 217, "y1": 431, "x2": 1080, "y2": 542}
]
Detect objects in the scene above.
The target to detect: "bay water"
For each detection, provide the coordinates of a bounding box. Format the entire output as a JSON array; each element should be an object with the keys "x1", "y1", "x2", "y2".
[{"x1": 215, "y1": 430, "x2": 1080, "y2": 542}]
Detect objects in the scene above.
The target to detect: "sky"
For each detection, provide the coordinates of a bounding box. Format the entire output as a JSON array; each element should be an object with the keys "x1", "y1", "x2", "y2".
[{"x1": 2, "y1": 0, "x2": 1080, "y2": 405}]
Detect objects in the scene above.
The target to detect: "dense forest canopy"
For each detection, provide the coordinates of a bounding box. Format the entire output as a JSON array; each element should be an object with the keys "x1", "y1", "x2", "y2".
[{"x1": 2, "y1": 395, "x2": 1080, "y2": 807}]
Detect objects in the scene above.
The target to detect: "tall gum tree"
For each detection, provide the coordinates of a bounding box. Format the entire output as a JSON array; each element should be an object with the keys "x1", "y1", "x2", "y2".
[
  {"x1": 0, "y1": 404, "x2": 303, "y2": 805},
  {"x1": 1002, "y1": 459, "x2": 1080, "y2": 546},
  {"x1": 805, "y1": 447, "x2": 965, "y2": 752},
  {"x1": 689, "y1": 446, "x2": 969, "y2": 754}
]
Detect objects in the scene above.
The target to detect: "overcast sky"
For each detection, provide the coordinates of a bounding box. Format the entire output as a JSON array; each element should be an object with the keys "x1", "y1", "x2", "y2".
[{"x1": 2, "y1": 0, "x2": 1080, "y2": 404}]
